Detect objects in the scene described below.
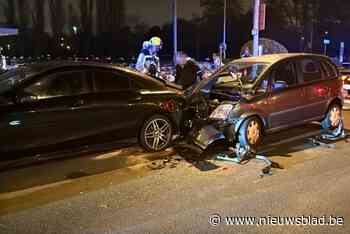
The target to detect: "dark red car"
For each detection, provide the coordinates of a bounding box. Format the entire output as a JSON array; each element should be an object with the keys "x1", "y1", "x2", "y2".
[{"x1": 188, "y1": 53, "x2": 343, "y2": 150}]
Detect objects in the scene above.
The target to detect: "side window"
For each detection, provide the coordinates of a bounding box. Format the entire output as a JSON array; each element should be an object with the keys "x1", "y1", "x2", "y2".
[
  {"x1": 300, "y1": 59, "x2": 323, "y2": 83},
  {"x1": 321, "y1": 61, "x2": 338, "y2": 79},
  {"x1": 272, "y1": 62, "x2": 298, "y2": 91},
  {"x1": 255, "y1": 76, "x2": 270, "y2": 94},
  {"x1": 93, "y1": 70, "x2": 131, "y2": 92},
  {"x1": 24, "y1": 71, "x2": 87, "y2": 99}
]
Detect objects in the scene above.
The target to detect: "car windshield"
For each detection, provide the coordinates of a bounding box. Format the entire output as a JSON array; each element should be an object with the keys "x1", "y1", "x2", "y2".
[
  {"x1": 217, "y1": 62, "x2": 268, "y2": 86},
  {"x1": 191, "y1": 61, "x2": 269, "y2": 95}
]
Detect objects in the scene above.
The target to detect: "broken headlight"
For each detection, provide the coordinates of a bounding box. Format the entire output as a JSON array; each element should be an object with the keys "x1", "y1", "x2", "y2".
[{"x1": 209, "y1": 104, "x2": 234, "y2": 121}]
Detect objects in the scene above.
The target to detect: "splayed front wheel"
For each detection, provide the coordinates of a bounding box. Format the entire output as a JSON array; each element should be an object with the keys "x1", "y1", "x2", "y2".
[{"x1": 238, "y1": 117, "x2": 263, "y2": 150}]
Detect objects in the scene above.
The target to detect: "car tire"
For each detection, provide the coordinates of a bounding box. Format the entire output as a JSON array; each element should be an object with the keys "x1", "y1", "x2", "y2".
[
  {"x1": 140, "y1": 115, "x2": 173, "y2": 152},
  {"x1": 322, "y1": 103, "x2": 342, "y2": 130},
  {"x1": 238, "y1": 117, "x2": 263, "y2": 150}
]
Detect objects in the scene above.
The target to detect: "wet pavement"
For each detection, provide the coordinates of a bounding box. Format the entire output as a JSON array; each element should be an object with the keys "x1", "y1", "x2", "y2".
[{"x1": 0, "y1": 111, "x2": 349, "y2": 234}]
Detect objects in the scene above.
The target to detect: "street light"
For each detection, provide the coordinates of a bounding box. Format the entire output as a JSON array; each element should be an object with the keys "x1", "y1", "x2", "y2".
[
  {"x1": 173, "y1": 0, "x2": 178, "y2": 65},
  {"x1": 222, "y1": 0, "x2": 227, "y2": 59},
  {"x1": 252, "y1": 0, "x2": 260, "y2": 56},
  {"x1": 323, "y1": 31, "x2": 330, "y2": 55},
  {"x1": 73, "y1": 26, "x2": 78, "y2": 35}
]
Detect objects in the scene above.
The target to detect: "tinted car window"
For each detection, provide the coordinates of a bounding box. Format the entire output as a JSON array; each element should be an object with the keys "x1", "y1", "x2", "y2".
[
  {"x1": 301, "y1": 59, "x2": 323, "y2": 83},
  {"x1": 272, "y1": 62, "x2": 297, "y2": 91},
  {"x1": 321, "y1": 61, "x2": 338, "y2": 79},
  {"x1": 93, "y1": 70, "x2": 130, "y2": 92},
  {"x1": 25, "y1": 71, "x2": 87, "y2": 99}
]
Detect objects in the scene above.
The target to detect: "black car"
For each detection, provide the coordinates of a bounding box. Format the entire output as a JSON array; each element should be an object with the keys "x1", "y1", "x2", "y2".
[{"x1": 0, "y1": 62, "x2": 185, "y2": 166}]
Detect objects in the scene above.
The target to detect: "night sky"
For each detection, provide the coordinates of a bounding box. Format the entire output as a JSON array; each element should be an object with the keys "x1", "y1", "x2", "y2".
[{"x1": 126, "y1": 0, "x2": 202, "y2": 26}]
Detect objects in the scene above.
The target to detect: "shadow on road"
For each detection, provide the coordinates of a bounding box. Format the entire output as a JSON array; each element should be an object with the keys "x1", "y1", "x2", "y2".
[
  {"x1": 1, "y1": 123, "x2": 348, "y2": 194},
  {"x1": 0, "y1": 142, "x2": 176, "y2": 194}
]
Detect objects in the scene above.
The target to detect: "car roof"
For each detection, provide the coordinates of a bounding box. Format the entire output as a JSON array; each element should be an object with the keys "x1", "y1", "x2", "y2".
[
  {"x1": 232, "y1": 53, "x2": 331, "y2": 64},
  {"x1": 10, "y1": 61, "x2": 168, "y2": 88},
  {"x1": 23, "y1": 61, "x2": 141, "y2": 76}
]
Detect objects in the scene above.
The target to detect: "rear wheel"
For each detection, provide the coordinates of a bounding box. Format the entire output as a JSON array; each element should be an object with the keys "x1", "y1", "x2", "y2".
[
  {"x1": 140, "y1": 115, "x2": 173, "y2": 152},
  {"x1": 322, "y1": 103, "x2": 342, "y2": 130},
  {"x1": 238, "y1": 117, "x2": 263, "y2": 150}
]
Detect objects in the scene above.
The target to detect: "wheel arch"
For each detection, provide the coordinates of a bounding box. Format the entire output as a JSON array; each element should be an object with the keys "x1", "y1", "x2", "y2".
[
  {"x1": 137, "y1": 109, "x2": 178, "y2": 140},
  {"x1": 328, "y1": 97, "x2": 343, "y2": 108},
  {"x1": 325, "y1": 97, "x2": 343, "y2": 116},
  {"x1": 234, "y1": 113, "x2": 266, "y2": 136}
]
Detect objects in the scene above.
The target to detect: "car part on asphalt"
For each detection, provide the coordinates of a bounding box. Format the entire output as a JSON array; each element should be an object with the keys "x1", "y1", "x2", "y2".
[
  {"x1": 307, "y1": 138, "x2": 336, "y2": 149},
  {"x1": 321, "y1": 118, "x2": 346, "y2": 141},
  {"x1": 307, "y1": 118, "x2": 346, "y2": 149},
  {"x1": 215, "y1": 143, "x2": 272, "y2": 177}
]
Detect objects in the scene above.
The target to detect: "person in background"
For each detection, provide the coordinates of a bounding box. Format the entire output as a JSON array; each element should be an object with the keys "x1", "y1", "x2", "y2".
[
  {"x1": 212, "y1": 53, "x2": 223, "y2": 70},
  {"x1": 241, "y1": 47, "x2": 251, "y2": 58},
  {"x1": 148, "y1": 37, "x2": 163, "y2": 77},
  {"x1": 135, "y1": 41, "x2": 152, "y2": 73},
  {"x1": 175, "y1": 51, "x2": 201, "y2": 90}
]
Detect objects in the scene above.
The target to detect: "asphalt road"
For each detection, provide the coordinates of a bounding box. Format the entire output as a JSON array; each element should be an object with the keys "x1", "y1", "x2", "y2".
[{"x1": 0, "y1": 112, "x2": 350, "y2": 234}]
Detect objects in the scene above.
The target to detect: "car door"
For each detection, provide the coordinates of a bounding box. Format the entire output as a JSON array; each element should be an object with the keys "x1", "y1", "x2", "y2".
[
  {"x1": 84, "y1": 68, "x2": 142, "y2": 139},
  {"x1": 298, "y1": 58, "x2": 334, "y2": 119},
  {"x1": 0, "y1": 69, "x2": 93, "y2": 153},
  {"x1": 267, "y1": 60, "x2": 306, "y2": 130}
]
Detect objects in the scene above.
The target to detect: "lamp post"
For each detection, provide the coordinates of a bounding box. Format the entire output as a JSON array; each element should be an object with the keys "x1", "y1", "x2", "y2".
[
  {"x1": 323, "y1": 31, "x2": 329, "y2": 56},
  {"x1": 173, "y1": 0, "x2": 178, "y2": 65},
  {"x1": 252, "y1": 0, "x2": 260, "y2": 56},
  {"x1": 222, "y1": 0, "x2": 227, "y2": 59}
]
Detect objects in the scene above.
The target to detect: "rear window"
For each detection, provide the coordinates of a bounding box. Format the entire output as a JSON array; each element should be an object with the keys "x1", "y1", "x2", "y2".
[
  {"x1": 300, "y1": 59, "x2": 323, "y2": 83},
  {"x1": 321, "y1": 61, "x2": 338, "y2": 79}
]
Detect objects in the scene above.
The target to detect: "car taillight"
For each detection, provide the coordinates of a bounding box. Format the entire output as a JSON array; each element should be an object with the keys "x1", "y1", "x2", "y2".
[{"x1": 160, "y1": 100, "x2": 176, "y2": 113}]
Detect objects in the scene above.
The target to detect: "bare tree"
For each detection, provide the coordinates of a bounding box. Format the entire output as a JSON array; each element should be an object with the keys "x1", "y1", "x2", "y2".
[
  {"x1": 80, "y1": 0, "x2": 94, "y2": 33},
  {"x1": 96, "y1": 0, "x2": 125, "y2": 34},
  {"x1": 48, "y1": 0, "x2": 66, "y2": 37},
  {"x1": 17, "y1": 0, "x2": 30, "y2": 31},
  {"x1": 32, "y1": 0, "x2": 45, "y2": 33},
  {"x1": 0, "y1": 0, "x2": 16, "y2": 25}
]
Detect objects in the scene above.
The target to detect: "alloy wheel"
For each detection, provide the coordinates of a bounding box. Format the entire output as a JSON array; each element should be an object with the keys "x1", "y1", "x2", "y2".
[
  {"x1": 246, "y1": 120, "x2": 261, "y2": 145},
  {"x1": 144, "y1": 118, "x2": 171, "y2": 151}
]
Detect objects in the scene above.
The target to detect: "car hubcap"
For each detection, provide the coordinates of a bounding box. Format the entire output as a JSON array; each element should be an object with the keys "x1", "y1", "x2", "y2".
[
  {"x1": 247, "y1": 120, "x2": 261, "y2": 145},
  {"x1": 144, "y1": 119, "x2": 171, "y2": 151},
  {"x1": 329, "y1": 106, "x2": 341, "y2": 127}
]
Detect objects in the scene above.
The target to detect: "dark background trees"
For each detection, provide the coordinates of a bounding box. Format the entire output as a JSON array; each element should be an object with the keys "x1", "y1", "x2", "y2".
[{"x1": 1, "y1": 0, "x2": 350, "y2": 61}]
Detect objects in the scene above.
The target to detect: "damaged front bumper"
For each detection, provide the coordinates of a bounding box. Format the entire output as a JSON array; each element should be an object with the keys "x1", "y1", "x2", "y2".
[{"x1": 191, "y1": 120, "x2": 237, "y2": 150}]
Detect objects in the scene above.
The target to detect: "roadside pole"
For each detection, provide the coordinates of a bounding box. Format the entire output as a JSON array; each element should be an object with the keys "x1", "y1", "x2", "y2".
[
  {"x1": 340, "y1": 42, "x2": 345, "y2": 64},
  {"x1": 222, "y1": 0, "x2": 227, "y2": 59},
  {"x1": 252, "y1": 0, "x2": 260, "y2": 56},
  {"x1": 173, "y1": 0, "x2": 178, "y2": 65}
]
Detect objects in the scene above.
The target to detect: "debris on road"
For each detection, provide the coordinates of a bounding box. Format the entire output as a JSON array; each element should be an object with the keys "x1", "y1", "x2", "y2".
[
  {"x1": 147, "y1": 156, "x2": 183, "y2": 170},
  {"x1": 307, "y1": 119, "x2": 347, "y2": 149},
  {"x1": 99, "y1": 204, "x2": 110, "y2": 209},
  {"x1": 307, "y1": 137, "x2": 336, "y2": 149},
  {"x1": 215, "y1": 143, "x2": 275, "y2": 178}
]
